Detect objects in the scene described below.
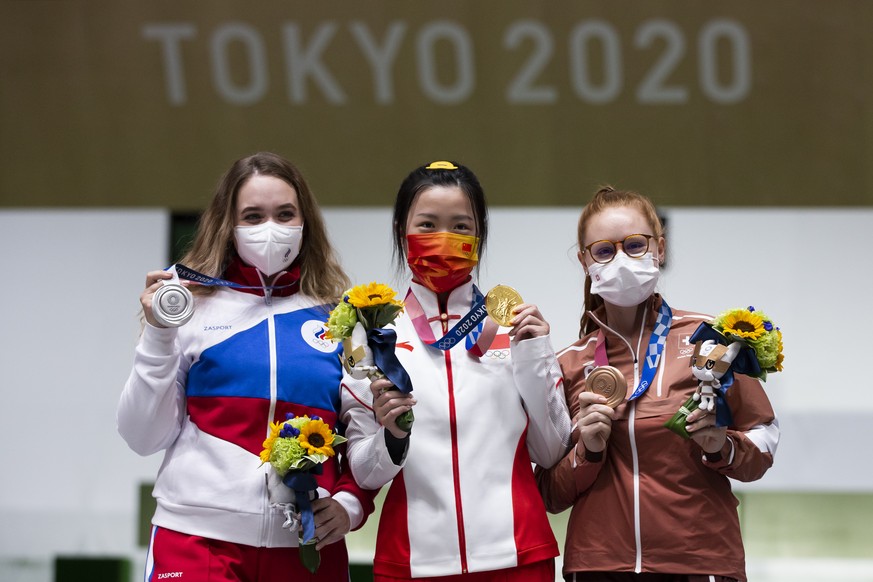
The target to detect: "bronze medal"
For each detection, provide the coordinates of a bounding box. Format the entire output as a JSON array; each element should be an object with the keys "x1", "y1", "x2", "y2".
[
  {"x1": 485, "y1": 284, "x2": 524, "y2": 327},
  {"x1": 586, "y1": 366, "x2": 628, "y2": 408}
]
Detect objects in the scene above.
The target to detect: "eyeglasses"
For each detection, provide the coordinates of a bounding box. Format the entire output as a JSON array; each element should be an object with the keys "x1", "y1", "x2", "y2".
[{"x1": 583, "y1": 234, "x2": 654, "y2": 264}]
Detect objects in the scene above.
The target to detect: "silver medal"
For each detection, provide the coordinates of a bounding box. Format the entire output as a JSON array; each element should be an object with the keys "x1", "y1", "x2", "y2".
[{"x1": 152, "y1": 271, "x2": 195, "y2": 327}]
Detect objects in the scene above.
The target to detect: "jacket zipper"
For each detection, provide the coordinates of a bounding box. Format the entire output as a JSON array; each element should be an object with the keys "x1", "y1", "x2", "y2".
[
  {"x1": 591, "y1": 310, "x2": 646, "y2": 572},
  {"x1": 442, "y1": 313, "x2": 468, "y2": 574},
  {"x1": 628, "y1": 318, "x2": 645, "y2": 573},
  {"x1": 262, "y1": 295, "x2": 279, "y2": 546}
]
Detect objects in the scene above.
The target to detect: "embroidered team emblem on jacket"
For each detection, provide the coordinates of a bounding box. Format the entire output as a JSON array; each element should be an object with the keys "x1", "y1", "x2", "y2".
[
  {"x1": 301, "y1": 320, "x2": 337, "y2": 353},
  {"x1": 677, "y1": 333, "x2": 695, "y2": 359}
]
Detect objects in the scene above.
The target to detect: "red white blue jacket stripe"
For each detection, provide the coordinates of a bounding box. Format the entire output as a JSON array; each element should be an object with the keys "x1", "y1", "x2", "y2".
[{"x1": 118, "y1": 264, "x2": 373, "y2": 547}]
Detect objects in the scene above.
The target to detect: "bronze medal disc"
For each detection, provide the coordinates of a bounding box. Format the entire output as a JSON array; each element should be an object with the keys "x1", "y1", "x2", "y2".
[
  {"x1": 485, "y1": 284, "x2": 524, "y2": 327},
  {"x1": 586, "y1": 366, "x2": 628, "y2": 408}
]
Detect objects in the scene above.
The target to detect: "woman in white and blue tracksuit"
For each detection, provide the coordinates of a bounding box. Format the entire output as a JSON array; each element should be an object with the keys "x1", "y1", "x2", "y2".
[{"x1": 118, "y1": 152, "x2": 374, "y2": 582}]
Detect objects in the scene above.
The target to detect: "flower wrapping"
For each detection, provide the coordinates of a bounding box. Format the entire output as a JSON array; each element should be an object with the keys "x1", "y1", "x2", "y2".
[
  {"x1": 260, "y1": 414, "x2": 347, "y2": 573},
  {"x1": 665, "y1": 305, "x2": 784, "y2": 439},
  {"x1": 326, "y1": 282, "x2": 414, "y2": 432}
]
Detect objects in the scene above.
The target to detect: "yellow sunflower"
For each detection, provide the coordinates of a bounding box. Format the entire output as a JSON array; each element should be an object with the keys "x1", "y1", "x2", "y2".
[
  {"x1": 259, "y1": 421, "x2": 282, "y2": 463},
  {"x1": 717, "y1": 308, "x2": 767, "y2": 341},
  {"x1": 346, "y1": 282, "x2": 402, "y2": 309},
  {"x1": 298, "y1": 419, "x2": 337, "y2": 457},
  {"x1": 775, "y1": 329, "x2": 785, "y2": 371}
]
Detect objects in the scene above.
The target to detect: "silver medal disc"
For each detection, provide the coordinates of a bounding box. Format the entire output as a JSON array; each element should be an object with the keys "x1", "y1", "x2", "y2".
[{"x1": 152, "y1": 282, "x2": 195, "y2": 327}]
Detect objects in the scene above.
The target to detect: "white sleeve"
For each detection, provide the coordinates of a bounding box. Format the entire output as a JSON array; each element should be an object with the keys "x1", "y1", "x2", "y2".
[
  {"x1": 511, "y1": 334, "x2": 572, "y2": 468},
  {"x1": 116, "y1": 324, "x2": 187, "y2": 456},
  {"x1": 330, "y1": 491, "x2": 365, "y2": 531},
  {"x1": 339, "y1": 374, "x2": 403, "y2": 490}
]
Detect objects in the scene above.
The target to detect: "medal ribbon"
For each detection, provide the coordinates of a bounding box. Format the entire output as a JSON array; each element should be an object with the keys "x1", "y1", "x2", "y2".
[
  {"x1": 594, "y1": 300, "x2": 673, "y2": 401},
  {"x1": 403, "y1": 285, "x2": 497, "y2": 355},
  {"x1": 170, "y1": 264, "x2": 298, "y2": 290}
]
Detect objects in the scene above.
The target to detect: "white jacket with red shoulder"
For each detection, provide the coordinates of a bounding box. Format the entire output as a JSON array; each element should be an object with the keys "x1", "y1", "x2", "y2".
[{"x1": 340, "y1": 280, "x2": 571, "y2": 578}]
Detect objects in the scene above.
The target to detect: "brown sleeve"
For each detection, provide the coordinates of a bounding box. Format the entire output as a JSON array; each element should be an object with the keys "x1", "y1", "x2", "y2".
[
  {"x1": 703, "y1": 374, "x2": 778, "y2": 482},
  {"x1": 535, "y1": 441, "x2": 579, "y2": 514}
]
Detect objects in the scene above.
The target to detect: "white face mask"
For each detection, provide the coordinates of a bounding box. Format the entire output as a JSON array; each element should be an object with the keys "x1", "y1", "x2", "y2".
[
  {"x1": 234, "y1": 221, "x2": 303, "y2": 277},
  {"x1": 588, "y1": 251, "x2": 660, "y2": 307}
]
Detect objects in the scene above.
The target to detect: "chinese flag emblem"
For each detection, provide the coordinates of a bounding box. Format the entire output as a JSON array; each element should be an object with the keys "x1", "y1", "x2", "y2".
[{"x1": 462, "y1": 242, "x2": 472, "y2": 253}]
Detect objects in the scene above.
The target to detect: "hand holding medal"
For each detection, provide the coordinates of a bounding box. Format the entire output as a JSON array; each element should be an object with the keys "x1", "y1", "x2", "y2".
[
  {"x1": 486, "y1": 284, "x2": 550, "y2": 340},
  {"x1": 485, "y1": 285, "x2": 523, "y2": 327},
  {"x1": 574, "y1": 365, "x2": 626, "y2": 458},
  {"x1": 144, "y1": 266, "x2": 195, "y2": 328},
  {"x1": 585, "y1": 366, "x2": 628, "y2": 409}
]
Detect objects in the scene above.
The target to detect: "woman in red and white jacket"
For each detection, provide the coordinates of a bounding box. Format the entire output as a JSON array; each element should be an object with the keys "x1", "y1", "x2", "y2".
[{"x1": 340, "y1": 161, "x2": 572, "y2": 582}]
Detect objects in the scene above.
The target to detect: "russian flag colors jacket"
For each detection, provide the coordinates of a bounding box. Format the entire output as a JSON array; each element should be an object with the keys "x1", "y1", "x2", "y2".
[
  {"x1": 117, "y1": 261, "x2": 372, "y2": 548},
  {"x1": 341, "y1": 280, "x2": 572, "y2": 578}
]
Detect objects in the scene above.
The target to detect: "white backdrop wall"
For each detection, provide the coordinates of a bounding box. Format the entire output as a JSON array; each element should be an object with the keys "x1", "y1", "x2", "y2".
[{"x1": 0, "y1": 207, "x2": 870, "y2": 564}]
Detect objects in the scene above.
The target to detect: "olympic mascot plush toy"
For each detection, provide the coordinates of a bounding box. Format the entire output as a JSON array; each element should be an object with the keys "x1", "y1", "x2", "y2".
[{"x1": 689, "y1": 340, "x2": 744, "y2": 412}]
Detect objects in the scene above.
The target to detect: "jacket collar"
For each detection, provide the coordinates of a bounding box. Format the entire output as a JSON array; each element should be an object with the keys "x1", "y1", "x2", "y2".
[
  {"x1": 408, "y1": 278, "x2": 475, "y2": 319},
  {"x1": 588, "y1": 294, "x2": 664, "y2": 338},
  {"x1": 222, "y1": 255, "x2": 301, "y2": 297}
]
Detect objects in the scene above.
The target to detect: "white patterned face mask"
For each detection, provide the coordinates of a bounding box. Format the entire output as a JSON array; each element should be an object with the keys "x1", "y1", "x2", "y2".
[
  {"x1": 588, "y1": 251, "x2": 660, "y2": 307},
  {"x1": 234, "y1": 221, "x2": 303, "y2": 276}
]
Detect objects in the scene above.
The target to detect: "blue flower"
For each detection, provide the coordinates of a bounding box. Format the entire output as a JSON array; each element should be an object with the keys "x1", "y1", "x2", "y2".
[
  {"x1": 280, "y1": 424, "x2": 301, "y2": 438},
  {"x1": 764, "y1": 321, "x2": 773, "y2": 332}
]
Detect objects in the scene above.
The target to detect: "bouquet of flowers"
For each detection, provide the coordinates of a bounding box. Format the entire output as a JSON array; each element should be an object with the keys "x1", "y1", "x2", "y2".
[
  {"x1": 665, "y1": 305, "x2": 784, "y2": 438},
  {"x1": 709, "y1": 306, "x2": 784, "y2": 378},
  {"x1": 260, "y1": 414, "x2": 347, "y2": 573},
  {"x1": 325, "y1": 282, "x2": 414, "y2": 431}
]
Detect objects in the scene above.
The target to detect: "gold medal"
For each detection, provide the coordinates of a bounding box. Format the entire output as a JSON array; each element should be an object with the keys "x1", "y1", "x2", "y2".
[
  {"x1": 485, "y1": 284, "x2": 524, "y2": 327},
  {"x1": 586, "y1": 366, "x2": 628, "y2": 408}
]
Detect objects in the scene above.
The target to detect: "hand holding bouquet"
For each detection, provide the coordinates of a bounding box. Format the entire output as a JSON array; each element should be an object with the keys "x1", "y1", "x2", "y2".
[
  {"x1": 260, "y1": 414, "x2": 347, "y2": 573},
  {"x1": 326, "y1": 282, "x2": 414, "y2": 432},
  {"x1": 665, "y1": 305, "x2": 784, "y2": 438}
]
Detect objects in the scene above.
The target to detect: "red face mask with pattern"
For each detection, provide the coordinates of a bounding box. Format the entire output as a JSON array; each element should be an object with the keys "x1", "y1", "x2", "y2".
[{"x1": 406, "y1": 232, "x2": 480, "y2": 294}]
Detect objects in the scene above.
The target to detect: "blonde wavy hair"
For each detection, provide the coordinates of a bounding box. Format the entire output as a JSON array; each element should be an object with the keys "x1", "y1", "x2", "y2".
[{"x1": 179, "y1": 152, "x2": 349, "y2": 304}]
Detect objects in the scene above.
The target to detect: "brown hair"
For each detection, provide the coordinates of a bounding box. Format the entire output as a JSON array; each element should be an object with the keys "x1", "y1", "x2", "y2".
[
  {"x1": 577, "y1": 186, "x2": 664, "y2": 337},
  {"x1": 179, "y1": 152, "x2": 349, "y2": 303}
]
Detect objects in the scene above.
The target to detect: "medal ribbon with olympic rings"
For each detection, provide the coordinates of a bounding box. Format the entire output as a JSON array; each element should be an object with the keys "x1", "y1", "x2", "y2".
[{"x1": 403, "y1": 285, "x2": 498, "y2": 356}]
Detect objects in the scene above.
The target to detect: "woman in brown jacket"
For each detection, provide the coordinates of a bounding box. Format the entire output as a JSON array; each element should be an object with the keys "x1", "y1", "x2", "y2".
[{"x1": 536, "y1": 187, "x2": 780, "y2": 582}]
